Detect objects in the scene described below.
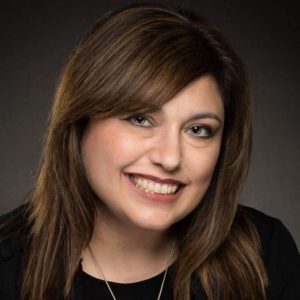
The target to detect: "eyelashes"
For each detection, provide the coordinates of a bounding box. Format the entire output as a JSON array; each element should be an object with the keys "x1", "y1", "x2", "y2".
[
  {"x1": 185, "y1": 125, "x2": 212, "y2": 138},
  {"x1": 122, "y1": 113, "x2": 216, "y2": 139},
  {"x1": 125, "y1": 114, "x2": 153, "y2": 127}
]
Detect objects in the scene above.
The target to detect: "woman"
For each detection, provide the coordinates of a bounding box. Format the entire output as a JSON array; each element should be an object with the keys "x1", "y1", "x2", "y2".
[{"x1": 0, "y1": 3, "x2": 299, "y2": 300}]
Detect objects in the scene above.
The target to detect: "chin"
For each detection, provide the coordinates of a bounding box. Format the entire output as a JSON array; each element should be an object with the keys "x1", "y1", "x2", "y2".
[{"x1": 127, "y1": 214, "x2": 178, "y2": 232}]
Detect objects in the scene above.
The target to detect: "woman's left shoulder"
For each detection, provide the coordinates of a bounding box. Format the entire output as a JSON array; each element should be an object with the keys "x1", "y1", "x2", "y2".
[
  {"x1": 239, "y1": 205, "x2": 300, "y2": 299},
  {"x1": 240, "y1": 205, "x2": 298, "y2": 248}
]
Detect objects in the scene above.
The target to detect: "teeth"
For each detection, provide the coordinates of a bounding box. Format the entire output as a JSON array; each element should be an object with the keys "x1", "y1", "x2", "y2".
[
  {"x1": 161, "y1": 185, "x2": 168, "y2": 194},
  {"x1": 154, "y1": 183, "x2": 161, "y2": 193},
  {"x1": 132, "y1": 176, "x2": 179, "y2": 195}
]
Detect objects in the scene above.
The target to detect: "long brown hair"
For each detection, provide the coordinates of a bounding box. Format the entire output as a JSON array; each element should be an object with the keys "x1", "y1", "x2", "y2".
[{"x1": 3, "y1": 3, "x2": 268, "y2": 299}]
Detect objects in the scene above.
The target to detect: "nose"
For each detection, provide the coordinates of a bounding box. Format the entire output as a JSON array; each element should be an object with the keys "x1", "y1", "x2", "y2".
[{"x1": 149, "y1": 128, "x2": 182, "y2": 172}]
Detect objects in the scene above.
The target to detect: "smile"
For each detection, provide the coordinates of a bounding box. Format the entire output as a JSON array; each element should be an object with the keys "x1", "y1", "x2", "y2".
[{"x1": 130, "y1": 175, "x2": 180, "y2": 195}]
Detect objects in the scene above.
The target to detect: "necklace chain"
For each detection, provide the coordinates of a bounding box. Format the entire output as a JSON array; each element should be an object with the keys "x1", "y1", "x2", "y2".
[{"x1": 88, "y1": 240, "x2": 175, "y2": 300}]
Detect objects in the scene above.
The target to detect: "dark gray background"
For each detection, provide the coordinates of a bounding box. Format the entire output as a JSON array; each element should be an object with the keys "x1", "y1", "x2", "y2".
[{"x1": 1, "y1": 0, "x2": 299, "y2": 249}]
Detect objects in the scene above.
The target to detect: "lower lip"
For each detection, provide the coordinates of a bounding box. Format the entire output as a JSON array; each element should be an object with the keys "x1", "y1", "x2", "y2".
[{"x1": 126, "y1": 174, "x2": 183, "y2": 203}]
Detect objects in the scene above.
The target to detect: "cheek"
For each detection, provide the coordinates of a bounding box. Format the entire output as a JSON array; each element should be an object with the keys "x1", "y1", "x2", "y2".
[
  {"x1": 186, "y1": 145, "x2": 221, "y2": 183},
  {"x1": 102, "y1": 130, "x2": 144, "y2": 169},
  {"x1": 81, "y1": 122, "x2": 142, "y2": 175}
]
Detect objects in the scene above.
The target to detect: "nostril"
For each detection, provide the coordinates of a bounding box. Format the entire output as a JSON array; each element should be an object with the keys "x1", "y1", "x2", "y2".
[{"x1": 150, "y1": 149, "x2": 182, "y2": 171}]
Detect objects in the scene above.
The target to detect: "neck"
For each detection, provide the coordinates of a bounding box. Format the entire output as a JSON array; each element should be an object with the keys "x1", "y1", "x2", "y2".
[{"x1": 81, "y1": 208, "x2": 176, "y2": 283}]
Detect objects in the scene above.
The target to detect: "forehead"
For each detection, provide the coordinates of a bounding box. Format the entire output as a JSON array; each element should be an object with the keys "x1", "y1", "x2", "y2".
[
  {"x1": 97, "y1": 75, "x2": 224, "y2": 122},
  {"x1": 154, "y1": 75, "x2": 224, "y2": 121}
]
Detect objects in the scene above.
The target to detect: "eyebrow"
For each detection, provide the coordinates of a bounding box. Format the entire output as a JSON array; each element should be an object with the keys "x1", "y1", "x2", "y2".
[
  {"x1": 187, "y1": 112, "x2": 223, "y2": 124},
  {"x1": 143, "y1": 109, "x2": 223, "y2": 125}
]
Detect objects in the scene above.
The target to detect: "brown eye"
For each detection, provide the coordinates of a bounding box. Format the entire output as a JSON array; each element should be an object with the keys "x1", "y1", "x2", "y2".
[
  {"x1": 128, "y1": 114, "x2": 152, "y2": 127},
  {"x1": 187, "y1": 125, "x2": 212, "y2": 138}
]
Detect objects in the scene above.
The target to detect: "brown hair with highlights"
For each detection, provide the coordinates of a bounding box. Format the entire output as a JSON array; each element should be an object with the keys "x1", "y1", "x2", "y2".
[{"x1": 1, "y1": 3, "x2": 268, "y2": 299}]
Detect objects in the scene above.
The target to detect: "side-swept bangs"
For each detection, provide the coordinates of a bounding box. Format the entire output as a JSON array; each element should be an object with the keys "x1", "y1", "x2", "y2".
[{"x1": 53, "y1": 6, "x2": 226, "y2": 125}]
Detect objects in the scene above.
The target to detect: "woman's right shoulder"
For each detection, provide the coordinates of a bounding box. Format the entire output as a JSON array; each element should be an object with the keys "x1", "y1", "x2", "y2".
[
  {"x1": 0, "y1": 204, "x2": 29, "y2": 263},
  {"x1": 0, "y1": 206, "x2": 28, "y2": 299},
  {"x1": 0, "y1": 205, "x2": 29, "y2": 261},
  {"x1": 0, "y1": 205, "x2": 24, "y2": 224}
]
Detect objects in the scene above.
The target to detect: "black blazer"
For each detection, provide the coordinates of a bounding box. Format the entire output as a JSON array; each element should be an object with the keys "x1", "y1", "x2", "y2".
[{"x1": 0, "y1": 206, "x2": 300, "y2": 299}]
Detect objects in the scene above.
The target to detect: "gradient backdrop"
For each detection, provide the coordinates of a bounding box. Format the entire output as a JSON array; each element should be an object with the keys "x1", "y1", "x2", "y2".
[{"x1": 1, "y1": 0, "x2": 299, "y2": 248}]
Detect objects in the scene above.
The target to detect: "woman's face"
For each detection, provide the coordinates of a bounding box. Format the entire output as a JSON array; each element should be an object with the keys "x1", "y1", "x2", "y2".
[{"x1": 81, "y1": 75, "x2": 224, "y2": 232}]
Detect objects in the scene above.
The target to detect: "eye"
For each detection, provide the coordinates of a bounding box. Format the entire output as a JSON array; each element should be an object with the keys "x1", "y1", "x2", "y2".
[
  {"x1": 186, "y1": 125, "x2": 212, "y2": 138},
  {"x1": 127, "y1": 114, "x2": 153, "y2": 127}
]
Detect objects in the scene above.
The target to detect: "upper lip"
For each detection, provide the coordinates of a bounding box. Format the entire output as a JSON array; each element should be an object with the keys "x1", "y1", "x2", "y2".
[{"x1": 128, "y1": 173, "x2": 186, "y2": 185}]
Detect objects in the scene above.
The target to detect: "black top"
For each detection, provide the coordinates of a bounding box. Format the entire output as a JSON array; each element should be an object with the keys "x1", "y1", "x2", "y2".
[
  {"x1": 79, "y1": 265, "x2": 174, "y2": 300},
  {"x1": 0, "y1": 205, "x2": 300, "y2": 299}
]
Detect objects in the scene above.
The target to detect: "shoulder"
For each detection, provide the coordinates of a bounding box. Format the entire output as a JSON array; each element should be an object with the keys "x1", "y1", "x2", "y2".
[
  {"x1": 239, "y1": 205, "x2": 299, "y2": 261},
  {"x1": 0, "y1": 206, "x2": 28, "y2": 299},
  {"x1": 0, "y1": 205, "x2": 28, "y2": 257},
  {"x1": 240, "y1": 205, "x2": 300, "y2": 299}
]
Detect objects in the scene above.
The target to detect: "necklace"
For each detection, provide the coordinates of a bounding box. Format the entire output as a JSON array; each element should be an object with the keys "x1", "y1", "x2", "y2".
[{"x1": 87, "y1": 240, "x2": 176, "y2": 300}]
